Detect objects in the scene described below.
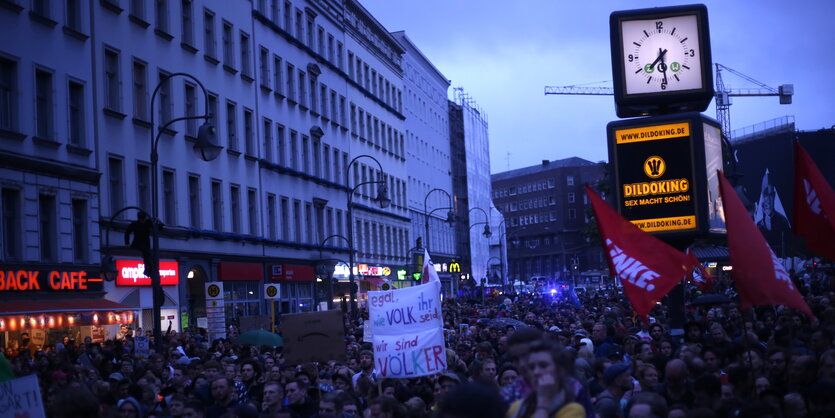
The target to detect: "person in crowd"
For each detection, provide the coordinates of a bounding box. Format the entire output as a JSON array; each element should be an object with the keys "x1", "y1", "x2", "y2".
[
  {"x1": 207, "y1": 377, "x2": 238, "y2": 418},
  {"x1": 506, "y1": 339, "x2": 585, "y2": 418},
  {"x1": 594, "y1": 363, "x2": 632, "y2": 418}
]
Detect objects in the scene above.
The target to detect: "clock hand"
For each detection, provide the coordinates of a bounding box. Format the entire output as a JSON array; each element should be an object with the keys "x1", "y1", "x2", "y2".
[{"x1": 648, "y1": 48, "x2": 668, "y2": 71}]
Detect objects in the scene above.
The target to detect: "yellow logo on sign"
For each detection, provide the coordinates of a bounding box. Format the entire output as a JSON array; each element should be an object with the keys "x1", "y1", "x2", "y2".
[
  {"x1": 207, "y1": 284, "x2": 221, "y2": 298},
  {"x1": 266, "y1": 285, "x2": 278, "y2": 298},
  {"x1": 382, "y1": 267, "x2": 391, "y2": 276},
  {"x1": 449, "y1": 262, "x2": 460, "y2": 273},
  {"x1": 644, "y1": 156, "x2": 666, "y2": 179}
]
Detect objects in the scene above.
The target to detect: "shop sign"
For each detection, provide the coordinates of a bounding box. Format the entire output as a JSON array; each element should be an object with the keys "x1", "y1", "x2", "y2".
[
  {"x1": 269, "y1": 264, "x2": 314, "y2": 282},
  {"x1": 0, "y1": 267, "x2": 103, "y2": 292},
  {"x1": 219, "y1": 262, "x2": 263, "y2": 281},
  {"x1": 357, "y1": 264, "x2": 391, "y2": 276},
  {"x1": 115, "y1": 260, "x2": 179, "y2": 286}
]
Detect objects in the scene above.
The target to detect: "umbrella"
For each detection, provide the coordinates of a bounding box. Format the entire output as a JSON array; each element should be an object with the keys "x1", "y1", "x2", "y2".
[
  {"x1": 484, "y1": 317, "x2": 527, "y2": 329},
  {"x1": 235, "y1": 330, "x2": 284, "y2": 347},
  {"x1": 691, "y1": 293, "x2": 731, "y2": 306}
]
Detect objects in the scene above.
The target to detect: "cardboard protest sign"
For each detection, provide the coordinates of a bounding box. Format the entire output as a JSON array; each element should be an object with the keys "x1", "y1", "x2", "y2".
[
  {"x1": 368, "y1": 280, "x2": 447, "y2": 378},
  {"x1": 0, "y1": 374, "x2": 46, "y2": 418},
  {"x1": 281, "y1": 310, "x2": 345, "y2": 364}
]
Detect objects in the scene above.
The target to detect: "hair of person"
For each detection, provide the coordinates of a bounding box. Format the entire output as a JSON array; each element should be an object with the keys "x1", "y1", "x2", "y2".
[
  {"x1": 625, "y1": 391, "x2": 669, "y2": 418},
  {"x1": 506, "y1": 327, "x2": 543, "y2": 346},
  {"x1": 368, "y1": 395, "x2": 406, "y2": 417},
  {"x1": 202, "y1": 359, "x2": 221, "y2": 371},
  {"x1": 321, "y1": 390, "x2": 344, "y2": 408},
  {"x1": 50, "y1": 386, "x2": 100, "y2": 418},
  {"x1": 286, "y1": 378, "x2": 309, "y2": 391},
  {"x1": 636, "y1": 363, "x2": 657, "y2": 380},
  {"x1": 437, "y1": 382, "x2": 506, "y2": 418},
  {"x1": 359, "y1": 349, "x2": 374, "y2": 358},
  {"x1": 263, "y1": 380, "x2": 282, "y2": 392},
  {"x1": 693, "y1": 373, "x2": 721, "y2": 397},
  {"x1": 240, "y1": 358, "x2": 262, "y2": 377},
  {"x1": 497, "y1": 364, "x2": 518, "y2": 379}
]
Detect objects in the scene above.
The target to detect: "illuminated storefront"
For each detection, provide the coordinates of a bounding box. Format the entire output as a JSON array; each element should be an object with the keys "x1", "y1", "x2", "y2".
[{"x1": 0, "y1": 264, "x2": 134, "y2": 348}]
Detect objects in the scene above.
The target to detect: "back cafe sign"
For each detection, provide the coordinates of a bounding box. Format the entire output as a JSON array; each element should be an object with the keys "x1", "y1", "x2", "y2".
[{"x1": 0, "y1": 265, "x2": 103, "y2": 292}]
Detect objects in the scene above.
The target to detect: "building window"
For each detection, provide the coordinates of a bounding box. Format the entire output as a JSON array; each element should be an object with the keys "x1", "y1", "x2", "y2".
[
  {"x1": 263, "y1": 117, "x2": 272, "y2": 162},
  {"x1": 65, "y1": 0, "x2": 82, "y2": 31},
  {"x1": 35, "y1": 68, "x2": 53, "y2": 139},
  {"x1": 569, "y1": 208, "x2": 576, "y2": 219},
  {"x1": 181, "y1": 0, "x2": 194, "y2": 46},
  {"x1": 207, "y1": 92, "x2": 218, "y2": 132},
  {"x1": 312, "y1": 138, "x2": 320, "y2": 177},
  {"x1": 137, "y1": 163, "x2": 151, "y2": 211},
  {"x1": 203, "y1": 9, "x2": 216, "y2": 58},
  {"x1": 2, "y1": 188, "x2": 22, "y2": 261},
  {"x1": 289, "y1": 130, "x2": 298, "y2": 169},
  {"x1": 272, "y1": 55, "x2": 282, "y2": 95},
  {"x1": 323, "y1": 144, "x2": 330, "y2": 181},
  {"x1": 222, "y1": 21, "x2": 234, "y2": 68},
  {"x1": 259, "y1": 47, "x2": 269, "y2": 88},
  {"x1": 230, "y1": 184, "x2": 240, "y2": 233},
  {"x1": 162, "y1": 169, "x2": 176, "y2": 224},
  {"x1": 247, "y1": 188, "x2": 257, "y2": 235},
  {"x1": 267, "y1": 194, "x2": 276, "y2": 240},
  {"x1": 276, "y1": 124, "x2": 286, "y2": 166},
  {"x1": 155, "y1": 0, "x2": 168, "y2": 33},
  {"x1": 294, "y1": 8, "x2": 303, "y2": 40},
  {"x1": 132, "y1": 59, "x2": 148, "y2": 120},
  {"x1": 317, "y1": 25, "x2": 324, "y2": 55},
  {"x1": 568, "y1": 192, "x2": 575, "y2": 203},
  {"x1": 567, "y1": 175, "x2": 575, "y2": 186},
  {"x1": 292, "y1": 200, "x2": 301, "y2": 242},
  {"x1": 240, "y1": 31, "x2": 251, "y2": 77},
  {"x1": 184, "y1": 82, "x2": 196, "y2": 136},
  {"x1": 33, "y1": 0, "x2": 50, "y2": 18},
  {"x1": 337, "y1": 41, "x2": 343, "y2": 69},
  {"x1": 39, "y1": 194, "x2": 57, "y2": 262},
  {"x1": 280, "y1": 196, "x2": 289, "y2": 240},
  {"x1": 243, "y1": 108, "x2": 254, "y2": 155},
  {"x1": 67, "y1": 80, "x2": 85, "y2": 146},
  {"x1": 130, "y1": 0, "x2": 144, "y2": 19},
  {"x1": 226, "y1": 100, "x2": 237, "y2": 151},
  {"x1": 298, "y1": 70, "x2": 306, "y2": 107},
  {"x1": 211, "y1": 180, "x2": 222, "y2": 230},
  {"x1": 223, "y1": 281, "x2": 261, "y2": 320},
  {"x1": 157, "y1": 70, "x2": 172, "y2": 123},
  {"x1": 286, "y1": 63, "x2": 295, "y2": 101},
  {"x1": 0, "y1": 57, "x2": 17, "y2": 131},
  {"x1": 71, "y1": 199, "x2": 87, "y2": 263},
  {"x1": 283, "y1": 1, "x2": 291, "y2": 31},
  {"x1": 108, "y1": 157, "x2": 124, "y2": 216},
  {"x1": 305, "y1": 202, "x2": 313, "y2": 244},
  {"x1": 301, "y1": 135, "x2": 310, "y2": 174},
  {"x1": 188, "y1": 174, "x2": 200, "y2": 229}
]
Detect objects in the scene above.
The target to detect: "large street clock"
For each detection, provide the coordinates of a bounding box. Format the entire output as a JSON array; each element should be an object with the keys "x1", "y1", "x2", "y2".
[{"x1": 610, "y1": 4, "x2": 713, "y2": 118}]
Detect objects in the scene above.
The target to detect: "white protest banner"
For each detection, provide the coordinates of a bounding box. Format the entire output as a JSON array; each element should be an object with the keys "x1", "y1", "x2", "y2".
[
  {"x1": 368, "y1": 280, "x2": 446, "y2": 378},
  {"x1": 134, "y1": 336, "x2": 150, "y2": 359},
  {"x1": 0, "y1": 374, "x2": 46, "y2": 418}
]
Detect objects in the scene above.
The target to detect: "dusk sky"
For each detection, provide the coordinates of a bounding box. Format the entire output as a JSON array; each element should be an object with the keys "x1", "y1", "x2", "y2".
[{"x1": 359, "y1": 0, "x2": 835, "y2": 173}]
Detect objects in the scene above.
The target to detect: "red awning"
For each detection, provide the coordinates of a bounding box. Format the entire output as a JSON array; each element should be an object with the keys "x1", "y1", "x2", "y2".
[{"x1": 0, "y1": 299, "x2": 134, "y2": 315}]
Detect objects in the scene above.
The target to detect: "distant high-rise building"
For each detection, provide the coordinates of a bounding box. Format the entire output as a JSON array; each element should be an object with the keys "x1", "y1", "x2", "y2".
[{"x1": 492, "y1": 158, "x2": 606, "y2": 285}]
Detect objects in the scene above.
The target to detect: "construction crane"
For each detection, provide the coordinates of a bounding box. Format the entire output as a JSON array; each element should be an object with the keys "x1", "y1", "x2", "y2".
[{"x1": 544, "y1": 63, "x2": 793, "y2": 139}]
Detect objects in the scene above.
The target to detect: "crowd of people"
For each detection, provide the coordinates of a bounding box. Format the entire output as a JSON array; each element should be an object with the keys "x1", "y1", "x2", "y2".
[{"x1": 4, "y1": 271, "x2": 835, "y2": 418}]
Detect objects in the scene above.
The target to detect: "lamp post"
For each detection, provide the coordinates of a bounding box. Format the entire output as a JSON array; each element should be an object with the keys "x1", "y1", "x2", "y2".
[
  {"x1": 149, "y1": 72, "x2": 221, "y2": 345},
  {"x1": 345, "y1": 155, "x2": 391, "y2": 320},
  {"x1": 468, "y1": 207, "x2": 492, "y2": 238},
  {"x1": 318, "y1": 234, "x2": 349, "y2": 310},
  {"x1": 423, "y1": 188, "x2": 455, "y2": 253}
]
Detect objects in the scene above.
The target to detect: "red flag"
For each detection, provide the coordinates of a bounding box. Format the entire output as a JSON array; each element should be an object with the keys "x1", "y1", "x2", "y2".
[
  {"x1": 586, "y1": 185, "x2": 696, "y2": 321},
  {"x1": 718, "y1": 171, "x2": 814, "y2": 319},
  {"x1": 421, "y1": 248, "x2": 440, "y2": 284},
  {"x1": 685, "y1": 249, "x2": 715, "y2": 291},
  {"x1": 793, "y1": 141, "x2": 835, "y2": 261}
]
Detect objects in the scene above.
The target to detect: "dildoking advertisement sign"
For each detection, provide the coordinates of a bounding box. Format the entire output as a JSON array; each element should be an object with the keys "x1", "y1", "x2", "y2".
[
  {"x1": 608, "y1": 112, "x2": 725, "y2": 238},
  {"x1": 367, "y1": 280, "x2": 446, "y2": 378}
]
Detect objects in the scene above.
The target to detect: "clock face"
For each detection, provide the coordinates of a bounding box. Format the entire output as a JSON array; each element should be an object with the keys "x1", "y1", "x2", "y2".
[{"x1": 620, "y1": 14, "x2": 703, "y2": 95}]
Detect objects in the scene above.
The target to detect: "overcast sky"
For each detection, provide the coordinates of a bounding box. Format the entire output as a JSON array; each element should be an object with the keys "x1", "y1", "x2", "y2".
[{"x1": 359, "y1": 0, "x2": 835, "y2": 174}]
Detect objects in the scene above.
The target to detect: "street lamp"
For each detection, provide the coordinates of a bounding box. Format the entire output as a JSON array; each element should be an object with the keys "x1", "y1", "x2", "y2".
[
  {"x1": 149, "y1": 72, "x2": 220, "y2": 345},
  {"x1": 318, "y1": 234, "x2": 349, "y2": 310},
  {"x1": 423, "y1": 188, "x2": 455, "y2": 253},
  {"x1": 345, "y1": 155, "x2": 391, "y2": 320},
  {"x1": 468, "y1": 207, "x2": 492, "y2": 238}
]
